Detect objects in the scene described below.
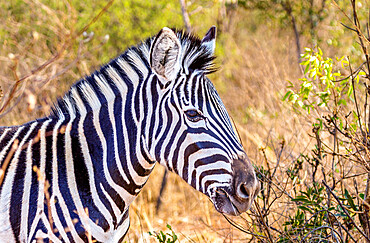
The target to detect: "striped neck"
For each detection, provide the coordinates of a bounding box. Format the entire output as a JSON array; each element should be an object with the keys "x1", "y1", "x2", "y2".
[{"x1": 45, "y1": 44, "x2": 159, "y2": 217}]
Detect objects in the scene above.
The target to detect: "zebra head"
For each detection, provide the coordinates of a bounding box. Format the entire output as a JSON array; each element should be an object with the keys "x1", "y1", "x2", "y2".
[{"x1": 147, "y1": 27, "x2": 260, "y2": 216}]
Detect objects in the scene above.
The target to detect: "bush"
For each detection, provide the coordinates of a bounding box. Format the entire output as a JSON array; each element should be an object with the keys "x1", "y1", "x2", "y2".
[{"x1": 247, "y1": 3, "x2": 370, "y2": 241}]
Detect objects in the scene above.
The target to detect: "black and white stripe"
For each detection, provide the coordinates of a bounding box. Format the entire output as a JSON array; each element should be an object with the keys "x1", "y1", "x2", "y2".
[{"x1": 0, "y1": 27, "x2": 259, "y2": 242}]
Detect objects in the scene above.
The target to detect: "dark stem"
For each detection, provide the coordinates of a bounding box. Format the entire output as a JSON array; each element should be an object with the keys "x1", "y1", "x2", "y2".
[
  {"x1": 282, "y1": 0, "x2": 302, "y2": 65},
  {"x1": 155, "y1": 168, "x2": 169, "y2": 213}
]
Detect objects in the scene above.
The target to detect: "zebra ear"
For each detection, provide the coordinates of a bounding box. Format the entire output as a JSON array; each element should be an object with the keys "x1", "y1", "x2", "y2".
[
  {"x1": 150, "y1": 27, "x2": 182, "y2": 82},
  {"x1": 201, "y1": 26, "x2": 216, "y2": 55}
]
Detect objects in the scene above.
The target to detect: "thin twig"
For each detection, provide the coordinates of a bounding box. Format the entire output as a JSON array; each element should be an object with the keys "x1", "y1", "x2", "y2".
[
  {"x1": 300, "y1": 225, "x2": 342, "y2": 243},
  {"x1": 254, "y1": 201, "x2": 274, "y2": 243},
  {"x1": 221, "y1": 213, "x2": 268, "y2": 240},
  {"x1": 179, "y1": 0, "x2": 191, "y2": 32},
  {"x1": 0, "y1": 139, "x2": 19, "y2": 186},
  {"x1": 323, "y1": 180, "x2": 370, "y2": 241}
]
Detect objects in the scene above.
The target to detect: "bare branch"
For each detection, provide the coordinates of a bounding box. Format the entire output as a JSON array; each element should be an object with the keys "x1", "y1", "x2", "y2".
[{"x1": 179, "y1": 0, "x2": 192, "y2": 32}]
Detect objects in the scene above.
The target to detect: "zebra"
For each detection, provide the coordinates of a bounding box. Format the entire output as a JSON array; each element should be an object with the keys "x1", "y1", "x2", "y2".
[{"x1": 0, "y1": 26, "x2": 260, "y2": 242}]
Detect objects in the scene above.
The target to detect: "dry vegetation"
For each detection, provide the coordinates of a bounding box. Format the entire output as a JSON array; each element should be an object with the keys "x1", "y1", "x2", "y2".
[{"x1": 1, "y1": 0, "x2": 370, "y2": 242}]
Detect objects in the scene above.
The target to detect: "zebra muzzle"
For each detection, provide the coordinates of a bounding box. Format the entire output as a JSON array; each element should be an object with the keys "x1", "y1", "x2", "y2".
[{"x1": 211, "y1": 158, "x2": 260, "y2": 216}]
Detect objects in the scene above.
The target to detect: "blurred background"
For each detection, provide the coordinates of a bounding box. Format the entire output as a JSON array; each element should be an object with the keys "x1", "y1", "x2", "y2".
[{"x1": 1, "y1": 0, "x2": 370, "y2": 242}]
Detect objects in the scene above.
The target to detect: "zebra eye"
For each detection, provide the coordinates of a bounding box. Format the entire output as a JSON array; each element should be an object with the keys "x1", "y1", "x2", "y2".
[{"x1": 185, "y1": 109, "x2": 203, "y2": 122}]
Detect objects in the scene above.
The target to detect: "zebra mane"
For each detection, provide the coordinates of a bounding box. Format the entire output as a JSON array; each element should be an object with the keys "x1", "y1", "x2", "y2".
[
  {"x1": 175, "y1": 29, "x2": 217, "y2": 74},
  {"x1": 49, "y1": 28, "x2": 217, "y2": 119}
]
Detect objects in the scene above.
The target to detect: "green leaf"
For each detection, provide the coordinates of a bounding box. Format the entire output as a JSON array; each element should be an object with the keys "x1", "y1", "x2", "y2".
[
  {"x1": 283, "y1": 90, "x2": 293, "y2": 101},
  {"x1": 318, "y1": 47, "x2": 323, "y2": 56},
  {"x1": 304, "y1": 63, "x2": 310, "y2": 74},
  {"x1": 359, "y1": 71, "x2": 366, "y2": 76},
  {"x1": 347, "y1": 84, "x2": 353, "y2": 97},
  {"x1": 338, "y1": 99, "x2": 347, "y2": 106},
  {"x1": 297, "y1": 205, "x2": 313, "y2": 213},
  {"x1": 345, "y1": 189, "x2": 358, "y2": 211},
  {"x1": 287, "y1": 80, "x2": 294, "y2": 88},
  {"x1": 292, "y1": 196, "x2": 310, "y2": 203}
]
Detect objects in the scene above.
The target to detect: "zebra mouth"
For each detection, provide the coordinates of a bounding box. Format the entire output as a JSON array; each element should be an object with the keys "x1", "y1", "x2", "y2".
[{"x1": 211, "y1": 188, "x2": 250, "y2": 216}]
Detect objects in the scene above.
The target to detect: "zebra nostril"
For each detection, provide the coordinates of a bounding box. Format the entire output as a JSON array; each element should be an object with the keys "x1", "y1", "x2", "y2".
[{"x1": 237, "y1": 183, "x2": 250, "y2": 199}]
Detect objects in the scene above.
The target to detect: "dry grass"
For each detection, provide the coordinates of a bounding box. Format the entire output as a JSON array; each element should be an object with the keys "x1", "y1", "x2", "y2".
[{"x1": 0, "y1": 0, "x2": 112, "y2": 124}]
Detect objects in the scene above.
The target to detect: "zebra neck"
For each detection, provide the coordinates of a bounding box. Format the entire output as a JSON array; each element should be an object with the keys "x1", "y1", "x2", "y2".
[
  {"x1": 64, "y1": 82, "x2": 156, "y2": 197},
  {"x1": 43, "y1": 100, "x2": 155, "y2": 235},
  {"x1": 38, "y1": 45, "x2": 160, "y2": 225}
]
